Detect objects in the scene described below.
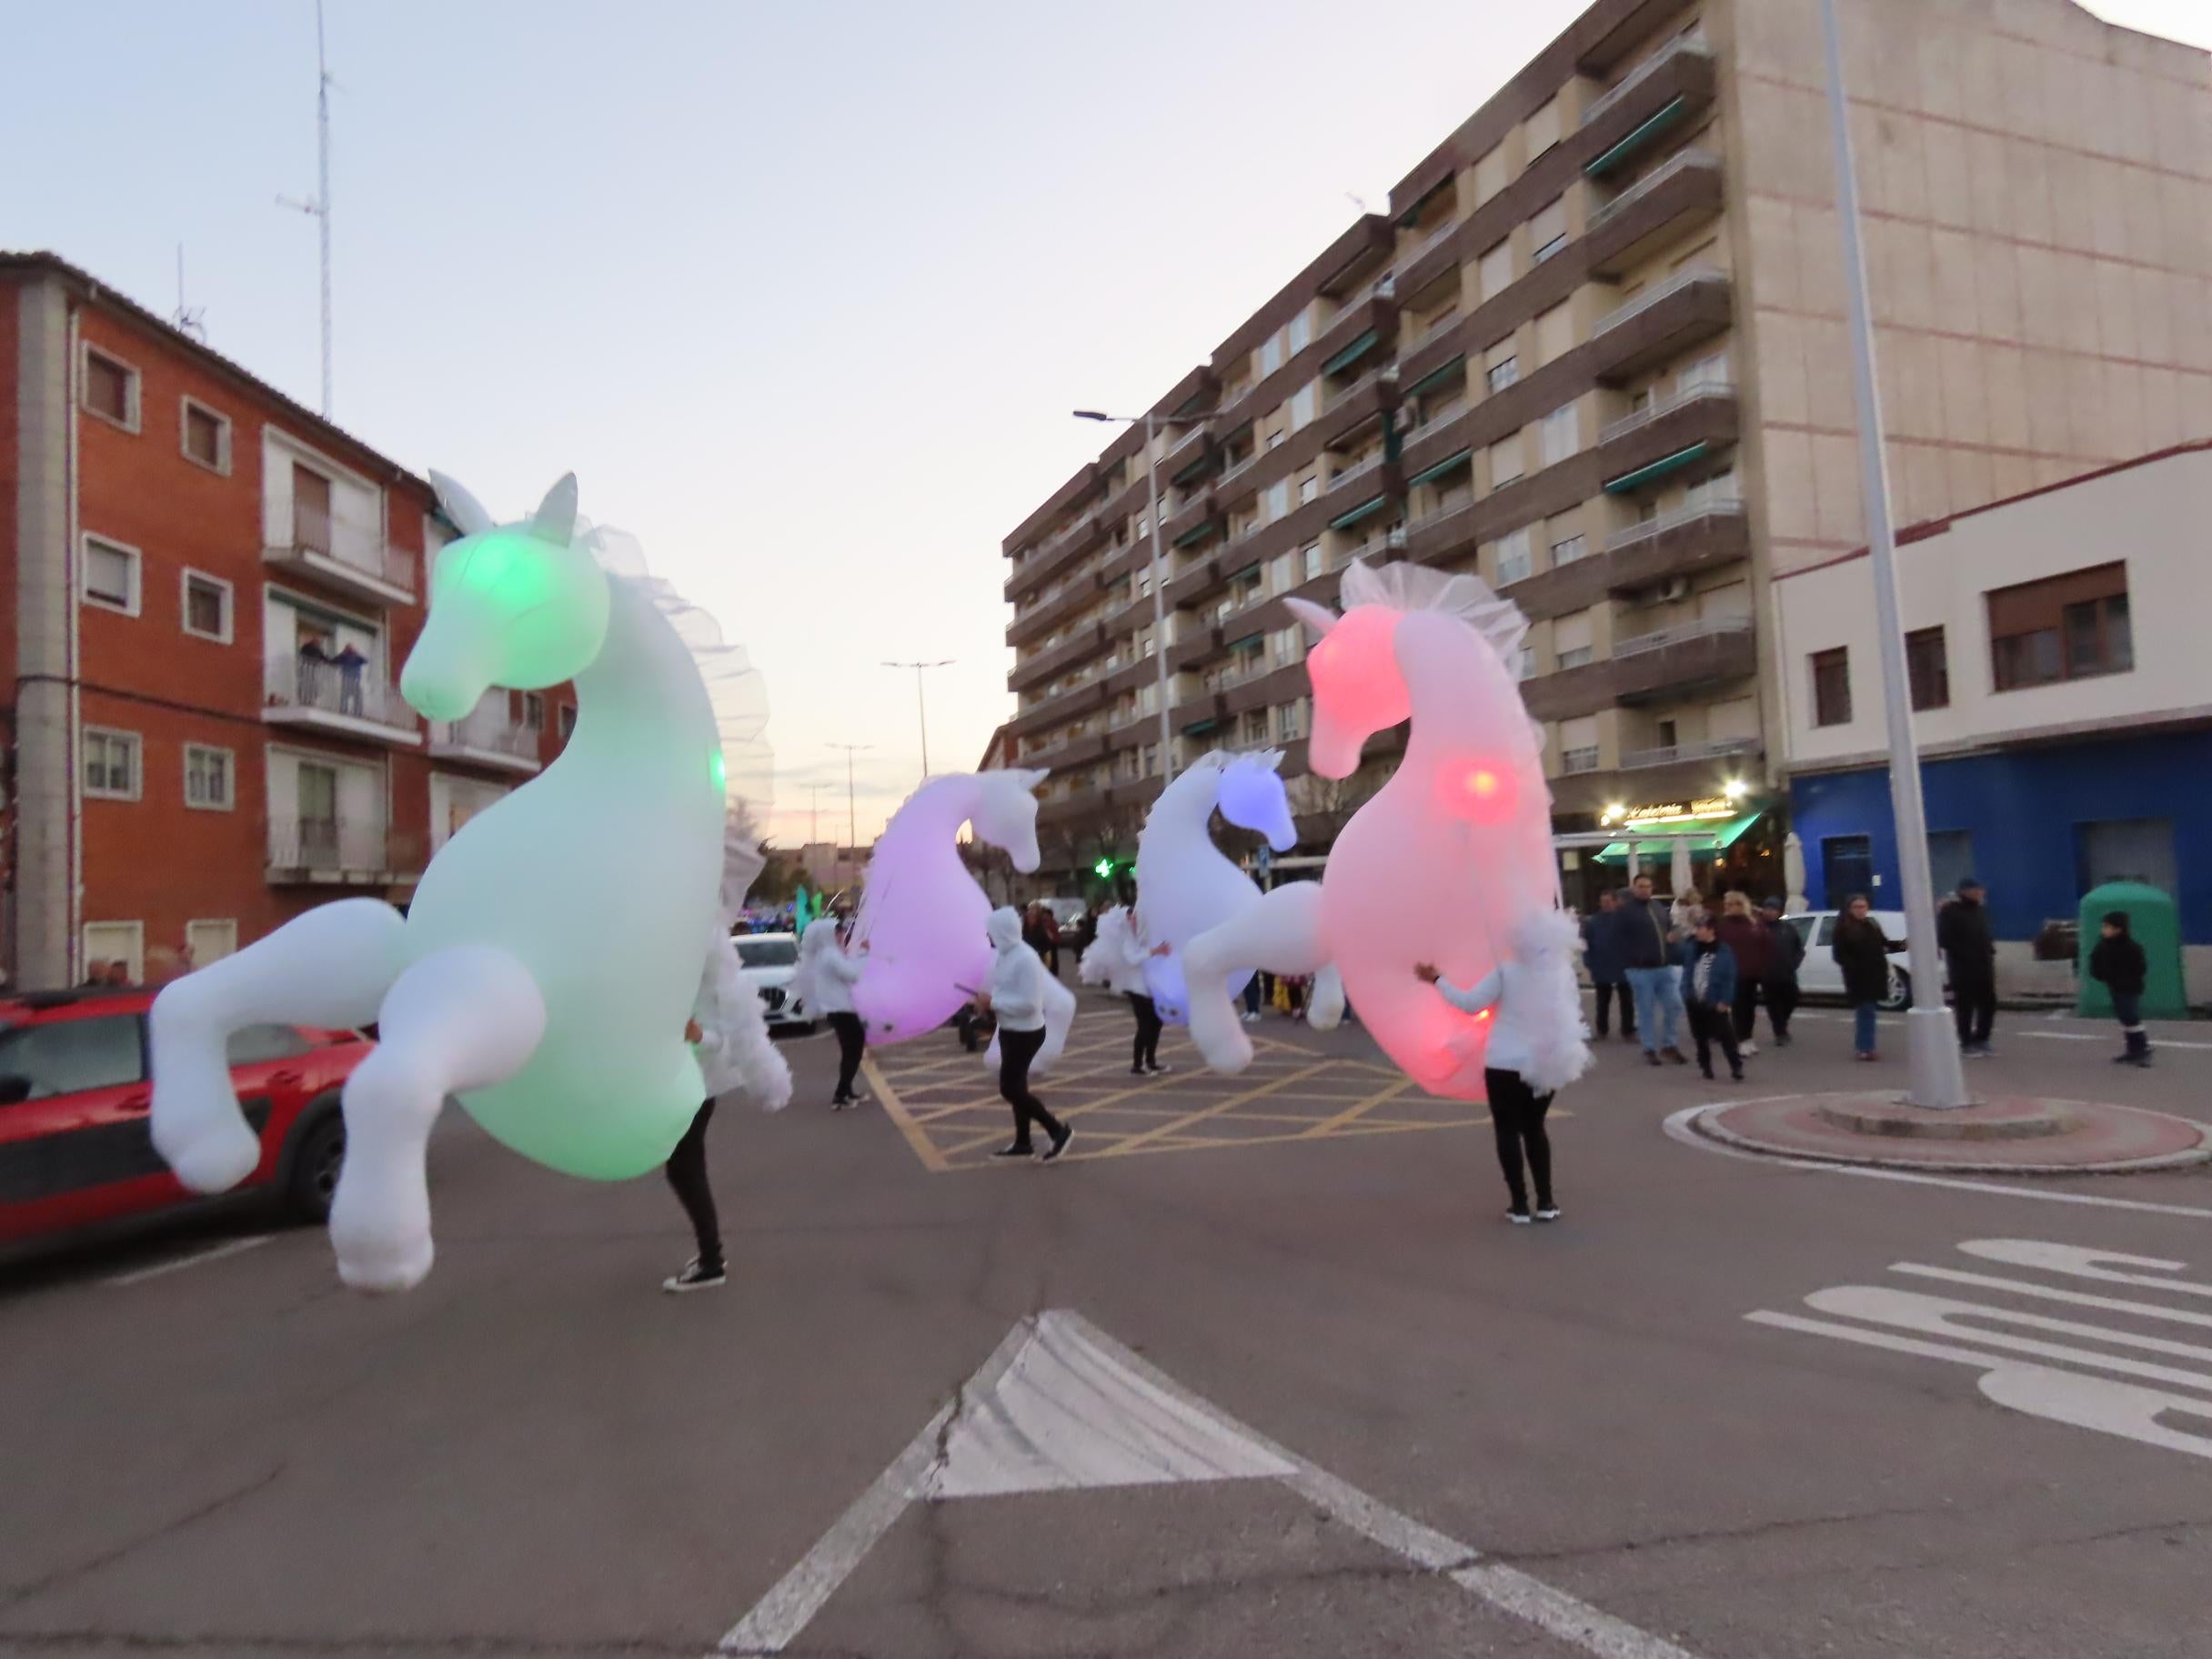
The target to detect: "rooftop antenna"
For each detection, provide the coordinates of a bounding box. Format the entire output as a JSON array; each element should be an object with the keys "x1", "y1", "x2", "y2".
[
  {"x1": 276, "y1": 0, "x2": 333, "y2": 417},
  {"x1": 170, "y1": 246, "x2": 206, "y2": 343},
  {"x1": 1346, "y1": 192, "x2": 1372, "y2": 215}
]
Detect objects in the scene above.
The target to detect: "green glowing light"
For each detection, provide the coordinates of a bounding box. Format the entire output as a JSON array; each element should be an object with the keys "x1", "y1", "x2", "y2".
[
  {"x1": 1093, "y1": 858, "x2": 1114, "y2": 878},
  {"x1": 709, "y1": 751, "x2": 727, "y2": 795}
]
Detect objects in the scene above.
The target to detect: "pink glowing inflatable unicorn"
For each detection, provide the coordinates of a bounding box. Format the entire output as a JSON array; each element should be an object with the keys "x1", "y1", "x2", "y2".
[{"x1": 1183, "y1": 561, "x2": 1569, "y2": 1100}]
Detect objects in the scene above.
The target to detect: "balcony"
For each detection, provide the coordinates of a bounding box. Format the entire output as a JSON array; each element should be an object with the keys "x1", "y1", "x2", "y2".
[
  {"x1": 1164, "y1": 554, "x2": 1220, "y2": 609},
  {"x1": 1396, "y1": 216, "x2": 1463, "y2": 299},
  {"x1": 266, "y1": 818, "x2": 420, "y2": 885},
  {"x1": 1023, "y1": 728, "x2": 1109, "y2": 772},
  {"x1": 1162, "y1": 485, "x2": 1220, "y2": 548},
  {"x1": 1612, "y1": 615, "x2": 1757, "y2": 703},
  {"x1": 427, "y1": 700, "x2": 541, "y2": 774},
  {"x1": 1588, "y1": 266, "x2": 1733, "y2": 386},
  {"x1": 1313, "y1": 369, "x2": 1398, "y2": 448},
  {"x1": 1008, "y1": 675, "x2": 1108, "y2": 737},
  {"x1": 262, "y1": 652, "x2": 421, "y2": 747},
  {"x1": 1584, "y1": 150, "x2": 1724, "y2": 278},
  {"x1": 1006, "y1": 507, "x2": 1104, "y2": 598},
  {"x1": 1010, "y1": 621, "x2": 1106, "y2": 693},
  {"x1": 1006, "y1": 575, "x2": 1100, "y2": 648},
  {"x1": 1582, "y1": 41, "x2": 1718, "y2": 177},
  {"x1": 1163, "y1": 424, "x2": 1216, "y2": 485},
  {"x1": 1604, "y1": 500, "x2": 1750, "y2": 594},
  {"x1": 1313, "y1": 284, "x2": 1401, "y2": 370},
  {"x1": 264, "y1": 507, "x2": 416, "y2": 607},
  {"x1": 1619, "y1": 735, "x2": 1762, "y2": 771},
  {"x1": 1168, "y1": 623, "x2": 1222, "y2": 674},
  {"x1": 1598, "y1": 381, "x2": 1739, "y2": 488},
  {"x1": 1037, "y1": 785, "x2": 1110, "y2": 828},
  {"x1": 1399, "y1": 498, "x2": 1477, "y2": 565},
  {"x1": 1325, "y1": 449, "x2": 1389, "y2": 498}
]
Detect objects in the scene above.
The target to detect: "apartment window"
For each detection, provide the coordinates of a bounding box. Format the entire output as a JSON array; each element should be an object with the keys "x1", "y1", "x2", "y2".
[
  {"x1": 1241, "y1": 710, "x2": 1270, "y2": 745},
  {"x1": 1554, "y1": 608, "x2": 1594, "y2": 669},
  {"x1": 1684, "y1": 468, "x2": 1740, "y2": 512},
  {"x1": 1260, "y1": 334, "x2": 1284, "y2": 376},
  {"x1": 1525, "y1": 96, "x2": 1563, "y2": 162},
  {"x1": 1287, "y1": 311, "x2": 1312, "y2": 354},
  {"x1": 1905, "y1": 627, "x2": 1950, "y2": 710},
  {"x1": 558, "y1": 703, "x2": 578, "y2": 740},
  {"x1": 1540, "y1": 403, "x2": 1579, "y2": 467},
  {"x1": 181, "y1": 570, "x2": 233, "y2": 642},
  {"x1": 1302, "y1": 543, "x2": 1322, "y2": 582},
  {"x1": 1530, "y1": 196, "x2": 1568, "y2": 263},
  {"x1": 186, "y1": 920, "x2": 238, "y2": 968},
  {"x1": 1551, "y1": 533, "x2": 1589, "y2": 567},
  {"x1": 1535, "y1": 302, "x2": 1574, "y2": 367},
  {"x1": 81, "y1": 535, "x2": 141, "y2": 615},
  {"x1": 83, "y1": 728, "x2": 142, "y2": 800},
  {"x1": 522, "y1": 691, "x2": 546, "y2": 731},
  {"x1": 180, "y1": 398, "x2": 230, "y2": 472},
  {"x1": 1297, "y1": 472, "x2": 1320, "y2": 506},
  {"x1": 1987, "y1": 562, "x2": 2132, "y2": 691},
  {"x1": 1489, "y1": 435, "x2": 1524, "y2": 489},
  {"x1": 1290, "y1": 382, "x2": 1318, "y2": 430},
  {"x1": 1423, "y1": 303, "x2": 1460, "y2": 341},
  {"x1": 292, "y1": 463, "x2": 335, "y2": 553},
  {"x1": 1678, "y1": 351, "x2": 1730, "y2": 392},
  {"x1": 1495, "y1": 528, "x2": 1533, "y2": 587},
  {"x1": 1477, "y1": 240, "x2": 1513, "y2": 302},
  {"x1": 1275, "y1": 700, "x2": 1305, "y2": 740},
  {"x1": 1143, "y1": 745, "x2": 1161, "y2": 777},
  {"x1": 1811, "y1": 648, "x2": 1852, "y2": 727},
  {"x1": 185, "y1": 744, "x2": 235, "y2": 810},
  {"x1": 1473, "y1": 144, "x2": 1508, "y2": 206},
  {"x1": 1561, "y1": 715, "x2": 1600, "y2": 774},
  {"x1": 82, "y1": 346, "x2": 139, "y2": 429},
  {"x1": 1263, "y1": 479, "x2": 1291, "y2": 522}
]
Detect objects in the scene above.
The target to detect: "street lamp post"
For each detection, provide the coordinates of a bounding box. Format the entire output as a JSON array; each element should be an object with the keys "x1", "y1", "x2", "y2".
[
  {"x1": 1818, "y1": 0, "x2": 1968, "y2": 1111},
  {"x1": 828, "y1": 743, "x2": 871, "y2": 859},
  {"x1": 882, "y1": 659, "x2": 953, "y2": 780},
  {"x1": 1074, "y1": 407, "x2": 1204, "y2": 789}
]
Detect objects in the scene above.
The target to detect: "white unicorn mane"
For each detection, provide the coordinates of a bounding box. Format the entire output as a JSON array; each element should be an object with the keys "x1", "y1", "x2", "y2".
[
  {"x1": 1222, "y1": 748, "x2": 1285, "y2": 776},
  {"x1": 1340, "y1": 558, "x2": 1529, "y2": 664}
]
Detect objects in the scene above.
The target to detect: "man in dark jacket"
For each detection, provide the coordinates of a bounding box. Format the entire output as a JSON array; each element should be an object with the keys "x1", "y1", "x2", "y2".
[
  {"x1": 1757, "y1": 898, "x2": 1805, "y2": 1046},
  {"x1": 1936, "y1": 877, "x2": 1998, "y2": 1056},
  {"x1": 2088, "y1": 910, "x2": 2151, "y2": 1067},
  {"x1": 1581, "y1": 890, "x2": 1635, "y2": 1041},
  {"x1": 1677, "y1": 912, "x2": 1743, "y2": 1082},
  {"x1": 1615, "y1": 873, "x2": 1687, "y2": 1066}
]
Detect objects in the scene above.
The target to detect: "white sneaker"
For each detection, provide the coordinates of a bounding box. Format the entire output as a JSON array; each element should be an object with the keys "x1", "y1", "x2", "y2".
[{"x1": 1741, "y1": 1041, "x2": 1759, "y2": 1057}]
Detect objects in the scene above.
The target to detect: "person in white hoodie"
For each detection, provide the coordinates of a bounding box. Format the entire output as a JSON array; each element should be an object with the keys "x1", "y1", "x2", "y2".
[
  {"x1": 977, "y1": 906, "x2": 1073, "y2": 1162},
  {"x1": 1079, "y1": 888, "x2": 1172, "y2": 1077},
  {"x1": 1415, "y1": 909, "x2": 1593, "y2": 1225},
  {"x1": 663, "y1": 928, "x2": 795, "y2": 1292},
  {"x1": 793, "y1": 916, "x2": 869, "y2": 1109}
]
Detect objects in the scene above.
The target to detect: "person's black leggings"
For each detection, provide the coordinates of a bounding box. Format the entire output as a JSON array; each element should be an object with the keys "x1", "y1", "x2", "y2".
[
  {"x1": 1687, "y1": 1000, "x2": 1742, "y2": 1078},
  {"x1": 1763, "y1": 978, "x2": 1799, "y2": 1040},
  {"x1": 663, "y1": 1100, "x2": 721, "y2": 1272},
  {"x1": 828, "y1": 1011, "x2": 866, "y2": 1102},
  {"x1": 1126, "y1": 992, "x2": 1163, "y2": 1071},
  {"x1": 1953, "y1": 975, "x2": 1996, "y2": 1047},
  {"x1": 1483, "y1": 1068, "x2": 1553, "y2": 1215},
  {"x1": 998, "y1": 1024, "x2": 1066, "y2": 1151}
]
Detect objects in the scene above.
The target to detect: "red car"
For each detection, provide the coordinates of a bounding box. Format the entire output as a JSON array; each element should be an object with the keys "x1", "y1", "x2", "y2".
[{"x1": 0, "y1": 988, "x2": 368, "y2": 1252}]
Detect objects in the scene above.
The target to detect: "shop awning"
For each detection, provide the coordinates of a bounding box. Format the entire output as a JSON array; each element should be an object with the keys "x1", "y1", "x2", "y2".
[
  {"x1": 1406, "y1": 354, "x2": 1466, "y2": 396},
  {"x1": 1592, "y1": 810, "x2": 1764, "y2": 864},
  {"x1": 1406, "y1": 447, "x2": 1473, "y2": 488},
  {"x1": 1322, "y1": 328, "x2": 1381, "y2": 377},
  {"x1": 1584, "y1": 96, "x2": 1688, "y2": 177},
  {"x1": 1171, "y1": 518, "x2": 1219, "y2": 548},
  {"x1": 1328, "y1": 493, "x2": 1391, "y2": 531},
  {"x1": 1603, "y1": 441, "x2": 1710, "y2": 494}
]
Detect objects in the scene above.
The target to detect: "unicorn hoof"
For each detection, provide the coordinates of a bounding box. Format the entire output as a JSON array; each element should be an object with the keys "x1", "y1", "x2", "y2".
[
  {"x1": 152, "y1": 1101, "x2": 262, "y2": 1194},
  {"x1": 1196, "y1": 1031, "x2": 1255, "y2": 1074},
  {"x1": 333, "y1": 1230, "x2": 435, "y2": 1294}
]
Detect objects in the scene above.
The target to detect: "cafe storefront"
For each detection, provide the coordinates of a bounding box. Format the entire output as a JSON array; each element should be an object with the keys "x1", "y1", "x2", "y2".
[{"x1": 1555, "y1": 791, "x2": 1787, "y2": 910}]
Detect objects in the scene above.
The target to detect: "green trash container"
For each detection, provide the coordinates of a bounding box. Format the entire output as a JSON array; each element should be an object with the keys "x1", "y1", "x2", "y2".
[{"x1": 2076, "y1": 881, "x2": 2187, "y2": 1021}]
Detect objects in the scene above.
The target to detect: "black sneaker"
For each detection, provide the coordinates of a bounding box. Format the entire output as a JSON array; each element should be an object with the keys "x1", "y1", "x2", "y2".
[
  {"x1": 662, "y1": 1260, "x2": 726, "y2": 1293},
  {"x1": 1041, "y1": 1126, "x2": 1074, "y2": 1163},
  {"x1": 1729, "y1": 1070, "x2": 1744, "y2": 1082},
  {"x1": 1131, "y1": 1065, "x2": 1148, "y2": 1077},
  {"x1": 992, "y1": 1141, "x2": 1034, "y2": 1160},
  {"x1": 1775, "y1": 1032, "x2": 1794, "y2": 1047},
  {"x1": 1644, "y1": 1051, "x2": 1662, "y2": 1067}
]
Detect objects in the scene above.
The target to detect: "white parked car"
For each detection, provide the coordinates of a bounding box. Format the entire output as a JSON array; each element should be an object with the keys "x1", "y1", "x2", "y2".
[
  {"x1": 1043, "y1": 897, "x2": 1090, "y2": 930},
  {"x1": 732, "y1": 931, "x2": 809, "y2": 1031},
  {"x1": 1780, "y1": 910, "x2": 1935, "y2": 1010}
]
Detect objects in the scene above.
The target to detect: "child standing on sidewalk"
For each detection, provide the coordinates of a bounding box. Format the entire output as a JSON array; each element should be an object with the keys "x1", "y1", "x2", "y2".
[{"x1": 2089, "y1": 910, "x2": 2152, "y2": 1068}]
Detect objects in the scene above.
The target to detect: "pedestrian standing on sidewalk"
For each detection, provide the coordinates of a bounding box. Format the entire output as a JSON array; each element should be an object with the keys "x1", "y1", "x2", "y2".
[
  {"x1": 1678, "y1": 910, "x2": 1744, "y2": 1081},
  {"x1": 1618, "y1": 873, "x2": 1688, "y2": 1067},
  {"x1": 1416, "y1": 910, "x2": 1592, "y2": 1224},
  {"x1": 1757, "y1": 897, "x2": 1804, "y2": 1046},
  {"x1": 794, "y1": 917, "x2": 869, "y2": 1108},
  {"x1": 1714, "y1": 890, "x2": 1772, "y2": 1057},
  {"x1": 1937, "y1": 877, "x2": 1999, "y2": 1058},
  {"x1": 1831, "y1": 895, "x2": 1902, "y2": 1061},
  {"x1": 663, "y1": 929, "x2": 795, "y2": 1293},
  {"x1": 1581, "y1": 890, "x2": 1635, "y2": 1043},
  {"x1": 978, "y1": 906, "x2": 1073, "y2": 1162},
  {"x1": 1080, "y1": 890, "x2": 1171, "y2": 1076},
  {"x1": 2089, "y1": 910, "x2": 2153, "y2": 1068}
]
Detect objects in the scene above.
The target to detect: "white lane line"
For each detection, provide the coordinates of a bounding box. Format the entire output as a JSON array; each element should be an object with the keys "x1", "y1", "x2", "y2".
[
  {"x1": 103, "y1": 1233, "x2": 274, "y2": 1288},
  {"x1": 1663, "y1": 1103, "x2": 2212, "y2": 1220},
  {"x1": 714, "y1": 1319, "x2": 1031, "y2": 1654},
  {"x1": 2023, "y1": 1031, "x2": 2212, "y2": 1050},
  {"x1": 716, "y1": 1309, "x2": 1703, "y2": 1659},
  {"x1": 1892, "y1": 1263, "x2": 2212, "y2": 1329}
]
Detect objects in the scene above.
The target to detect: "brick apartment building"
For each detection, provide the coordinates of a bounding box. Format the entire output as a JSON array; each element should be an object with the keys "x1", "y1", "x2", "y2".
[
  {"x1": 2, "y1": 252, "x2": 573, "y2": 990},
  {"x1": 999, "y1": 0, "x2": 2212, "y2": 889}
]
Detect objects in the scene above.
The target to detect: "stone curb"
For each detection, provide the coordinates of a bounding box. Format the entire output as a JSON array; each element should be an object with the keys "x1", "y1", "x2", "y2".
[{"x1": 1691, "y1": 1097, "x2": 2212, "y2": 1176}]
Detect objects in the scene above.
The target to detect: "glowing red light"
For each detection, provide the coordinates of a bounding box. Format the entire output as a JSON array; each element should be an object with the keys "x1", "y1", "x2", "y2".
[{"x1": 1465, "y1": 769, "x2": 1498, "y2": 798}]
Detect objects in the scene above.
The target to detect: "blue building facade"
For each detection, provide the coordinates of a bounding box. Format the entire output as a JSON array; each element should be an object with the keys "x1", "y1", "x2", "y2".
[{"x1": 1787, "y1": 729, "x2": 2212, "y2": 945}]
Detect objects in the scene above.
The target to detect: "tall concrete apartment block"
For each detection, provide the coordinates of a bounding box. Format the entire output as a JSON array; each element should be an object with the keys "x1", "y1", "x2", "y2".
[
  {"x1": 1, "y1": 254, "x2": 575, "y2": 990},
  {"x1": 999, "y1": 0, "x2": 2212, "y2": 878}
]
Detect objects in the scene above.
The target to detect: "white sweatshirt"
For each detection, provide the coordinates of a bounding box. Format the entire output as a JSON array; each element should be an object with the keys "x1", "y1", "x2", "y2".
[
  {"x1": 985, "y1": 907, "x2": 1048, "y2": 1031},
  {"x1": 794, "y1": 918, "x2": 864, "y2": 1016}
]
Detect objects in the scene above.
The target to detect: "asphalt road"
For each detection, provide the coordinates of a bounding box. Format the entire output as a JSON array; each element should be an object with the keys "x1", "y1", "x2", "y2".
[{"x1": 5, "y1": 990, "x2": 2210, "y2": 1658}]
